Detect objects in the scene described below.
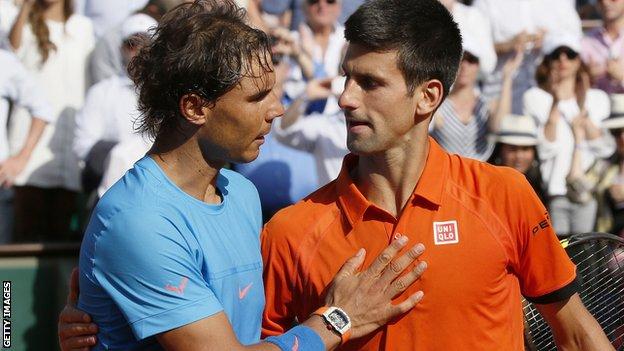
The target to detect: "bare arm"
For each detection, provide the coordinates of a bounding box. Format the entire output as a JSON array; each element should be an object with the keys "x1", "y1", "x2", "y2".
[
  {"x1": 535, "y1": 294, "x2": 613, "y2": 351},
  {"x1": 279, "y1": 77, "x2": 332, "y2": 130},
  {"x1": 8, "y1": 0, "x2": 34, "y2": 51},
  {"x1": 489, "y1": 48, "x2": 523, "y2": 133},
  {"x1": 0, "y1": 117, "x2": 46, "y2": 187}
]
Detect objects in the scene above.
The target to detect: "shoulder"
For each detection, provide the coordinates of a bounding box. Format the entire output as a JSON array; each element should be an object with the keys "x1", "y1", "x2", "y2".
[
  {"x1": 0, "y1": 48, "x2": 19, "y2": 66},
  {"x1": 221, "y1": 168, "x2": 259, "y2": 196},
  {"x1": 66, "y1": 14, "x2": 93, "y2": 29}
]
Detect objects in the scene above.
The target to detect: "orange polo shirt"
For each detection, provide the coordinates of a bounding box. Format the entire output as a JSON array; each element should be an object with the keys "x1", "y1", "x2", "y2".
[{"x1": 261, "y1": 138, "x2": 577, "y2": 350}]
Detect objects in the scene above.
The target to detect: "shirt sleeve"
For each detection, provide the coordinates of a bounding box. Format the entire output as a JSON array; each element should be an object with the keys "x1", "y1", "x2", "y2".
[
  {"x1": 92, "y1": 209, "x2": 223, "y2": 340},
  {"x1": 6, "y1": 54, "x2": 54, "y2": 122},
  {"x1": 503, "y1": 170, "x2": 578, "y2": 302},
  {"x1": 260, "y1": 220, "x2": 298, "y2": 337}
]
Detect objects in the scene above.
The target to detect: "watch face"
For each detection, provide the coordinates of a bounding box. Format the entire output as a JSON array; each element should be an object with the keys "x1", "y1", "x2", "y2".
[{"x1": 328, "y1": 310, "x2": 349, "y2": 330}]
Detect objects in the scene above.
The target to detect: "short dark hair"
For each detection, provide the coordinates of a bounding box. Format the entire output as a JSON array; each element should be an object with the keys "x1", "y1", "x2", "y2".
[
  {"x1": 129, "y1": 0, "x2": 272, "y2": 139},
  {"x1": 344, "y1": 0, "x2": 462, "y2": 97}
]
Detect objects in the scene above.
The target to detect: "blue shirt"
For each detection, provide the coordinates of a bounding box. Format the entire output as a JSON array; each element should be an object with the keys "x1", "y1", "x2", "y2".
[{"x1": 78, "y1": 156, "x2": 265, "y2": 350}]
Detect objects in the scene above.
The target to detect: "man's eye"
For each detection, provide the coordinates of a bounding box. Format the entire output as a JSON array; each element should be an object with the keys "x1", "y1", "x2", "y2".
[{"x1": 361, "y1": 77, "x2": 378, "y2": 89}]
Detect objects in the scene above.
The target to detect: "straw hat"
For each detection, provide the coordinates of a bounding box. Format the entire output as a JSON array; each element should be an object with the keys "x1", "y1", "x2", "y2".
[
  {"x1": 497, "y1": 114, "x2": 538, "y2": 146},
  {"x1": 603, "y1": 94, "x2": 624, "y2": 130}
]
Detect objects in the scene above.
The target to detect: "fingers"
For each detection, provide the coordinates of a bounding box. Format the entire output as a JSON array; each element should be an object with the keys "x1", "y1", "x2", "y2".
[
  {"x1": 67, "y1": 268, "x2": 80, "y2": 305},
  {"x1": 386, "y1": 260, "x2": 427, "y2": 298},
  {"x1": 59, "y1": 305, "x2": 92, "y2": 323},
  {"x1": 58, "y1": 323, "x2": 98, "y2": 338},
  {"x1": 364, "y1": 236, "x2": 408, "y2": 278},
  {"x1": 334, "y1": 248, "x2": 366, "y2": 281},
  {"x1": 60, "y1": 335, "x2": 97, "y2": 351},
  {"x1": 376, "y1": 243, "x2": 425, "y2": 288},
  {"x1": 391, "y1": 291, "x2": 425, "y2": 316}
]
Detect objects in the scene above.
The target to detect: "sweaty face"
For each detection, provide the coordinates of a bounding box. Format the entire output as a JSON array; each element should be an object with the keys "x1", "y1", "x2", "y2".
[
  {"x1": 198, "y1": 59, "x2": 284, "y2": 164},
  {"x1": 499, "y1": 144, "x2": 535, "y2": 174},
  {"x1": 339, "y1": 44, "x2": 421, "y2": 155}
]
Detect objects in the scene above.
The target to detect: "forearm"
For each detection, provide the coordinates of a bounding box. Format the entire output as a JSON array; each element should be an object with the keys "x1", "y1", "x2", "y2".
[
  {"x1": 15, "y1": 117, "x2": 46, "y2": 159},
  {"x1": 295, "y1": 53, "x2": 315, "y2": 81},
  {"x1": 495, "y1": 40, "x2": 515, "y2": 56},
  {"x1": 490, "y1": 75, "x2": 513, "y2": 133},
  {"x1": 543, "y1": 105, "x2": 560, "y2": 142},
  {"x1": 280, "y1": 95, "x2": 306, "y2": 130},
  {"x1": 9, "y1": 3, "x2": 31, "y2": 51}
]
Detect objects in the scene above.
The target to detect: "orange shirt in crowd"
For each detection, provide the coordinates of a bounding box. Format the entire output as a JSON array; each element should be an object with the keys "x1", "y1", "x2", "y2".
[{"x1": 261, "y1": 138, "x2": 577, "y2": 350}]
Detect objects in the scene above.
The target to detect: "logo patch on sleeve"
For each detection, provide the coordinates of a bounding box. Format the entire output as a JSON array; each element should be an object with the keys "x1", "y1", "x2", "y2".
[{"x1": 433, "y1": 220, "x2": 459, "y2": 245}]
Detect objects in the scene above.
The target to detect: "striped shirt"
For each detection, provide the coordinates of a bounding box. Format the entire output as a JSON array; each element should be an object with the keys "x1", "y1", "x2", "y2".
[{"x1": 430, "y1": 96, "x2": 494, "y2": 161}]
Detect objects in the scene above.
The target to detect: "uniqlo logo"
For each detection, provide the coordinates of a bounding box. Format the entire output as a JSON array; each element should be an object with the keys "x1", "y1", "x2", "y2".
[{"x1": 433, "y1": 220, "x2": 459, "y2": 245}]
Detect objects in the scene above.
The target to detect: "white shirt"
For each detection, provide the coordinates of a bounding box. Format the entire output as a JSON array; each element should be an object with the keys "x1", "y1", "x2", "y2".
[
  {"x1": 452, "y1": 2, "x2": 497, "y2": 75},
  {"x1": 284, "y1": 23, "x2": 346, "y2": 116},
  {"x1": 0, "y1": 0, "x2": 17, "y2": 48},
  {"x1": 474, "y1": 0, "x2": 582, "y2": 114},
  {"x1": 8, "y1": 15, "x2": 95, "y2": 191},
  {"x1": 0, "y1": 50, "x2": 53, "y2": 162},
  {"x1": 273, "y1": 111, "x2": 347, "y2": 186},
  {"x1": 523, "y1": 87, "x2": 615, "y2": 197},
  {"x1": 74, "y1": 75, "x2": 141, "y2": 160}
]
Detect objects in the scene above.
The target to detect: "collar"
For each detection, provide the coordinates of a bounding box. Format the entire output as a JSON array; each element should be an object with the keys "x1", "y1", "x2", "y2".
[{"x1": 336, "y1": 137, "x2": 449, "y2": 226}]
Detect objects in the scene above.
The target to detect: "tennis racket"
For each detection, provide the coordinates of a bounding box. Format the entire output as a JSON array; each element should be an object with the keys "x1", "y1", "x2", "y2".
[{"x1": 523, "y1": 232, "x2": 624, "y2": 351}]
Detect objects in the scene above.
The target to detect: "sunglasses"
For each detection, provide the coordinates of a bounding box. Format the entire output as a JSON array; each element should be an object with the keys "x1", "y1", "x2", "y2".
[
  {"x1": 546, "y1": 46, "x2": 579, "y2": 61},
  {"x1": 307, "y1": 0, "x2": 337, "y2": 4},
  {"x1": 462, "y1": 51, "x2": 480, "y2": 65}
]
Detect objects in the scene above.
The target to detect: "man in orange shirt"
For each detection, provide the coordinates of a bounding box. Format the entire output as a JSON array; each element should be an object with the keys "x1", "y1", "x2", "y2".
[{"x1": 261, "y1": 0, "x2": 612, "y2": 350}]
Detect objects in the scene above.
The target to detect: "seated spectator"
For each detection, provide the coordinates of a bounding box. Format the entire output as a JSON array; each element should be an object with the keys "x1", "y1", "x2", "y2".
[
  {"x1": 89, "y1": 0, "x2": 181, "y2": 84},
  {"x1": 524, "y1": 34, "x2": 615, "y2": 237},
  {"x1": 75, "y1": 0, "x2": 148, "y2": 38},
  {"x1": 74, "y1": 14, "x2": 154, "y2": 198},
  {"x1": 596, "y1": 94, "x2": 624, "y2": 236},
  {"x1": 261, "y1": 0, "x2": 363, "y2": 30},
  {"x1": 438, "y1": 0, "x2": 496, "y2": 75},
  {"x1": 273, "y1": 76, "x2": 347, "y2": 185},
  {"x1": 488, "y1": 114, "x2": 547, "y2": 204},
  {"x1": 8, "y1": 0, "x2": 95, "y2": 242},
  {"x1": 582, "y1": 0, "x2": 624, "y2": 94},
  {"x1": 474, "y1": 0, "x2": 582, "y2": 114},
  {"x1": 430, "y1": 36, "x2": 522, "y2": 161},
  {"x1": 271, "y1": 0, "x2": 345, "y2": 116},
  {"x1": 0, "y1": 49, "x2": 52, "y2": 243}
]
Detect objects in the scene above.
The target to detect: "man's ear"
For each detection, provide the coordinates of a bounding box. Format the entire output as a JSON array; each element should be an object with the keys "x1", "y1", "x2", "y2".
[
  {"x1": 179, "y1": 93, "x2": 209, "y2": 126},
  {"x1": 415, "y1": 79, "x2": 444, "y2": 116}
]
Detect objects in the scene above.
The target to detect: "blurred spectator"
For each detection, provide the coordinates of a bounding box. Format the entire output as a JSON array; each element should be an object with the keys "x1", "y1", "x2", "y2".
[
  {"x1": 488, "y1": 114, "x2": 548, "y2": 204},
  {"x1": 524, "y1": 34, "x2": 615, "y2": 237},
  {"x1": 474, "y1": 0, "x2": 582, "y2": 114},
  {"x1": 438, "y1": 0, "x2": 496, "y2": 75},
  {"x1": 273, "y1": 0, "x2": 345, "y2": 116},
  {"x1": 7, "y1": 0, "x2": 94, "y2": 242},
  {"x1": 261, "y1": 0, "x2": 363, "y2": 30},
  {"x1": 74, "y1": 14, "x2": 154, "y2": 199},
  {"x1": 430, "y1": 37, "x2": 522, "y2": 161},
  {"x1": 0, "y1": 0, "x2": 18, "y2": 45},
  {"x1": 582, "y1": 0, "x2": 624, "y2": 94},
  {"x1": 74, "y1": 0, "x2": 148, "y2": 38},
  {"x1": 89, "y1": 0, "x2": 179, "y2": 84},
  {"x1": 0, "y1": 48, "x2": 52, "y2": 243},
  {"x1": 273, "y1": 77, "x2": 347, "y2": 185},
  {"x1": 233, "y1": 61, "x2": 319, "y2": 221},
  {"x1": 596, "y1": 94, "x2": 624, "y2": 236}
]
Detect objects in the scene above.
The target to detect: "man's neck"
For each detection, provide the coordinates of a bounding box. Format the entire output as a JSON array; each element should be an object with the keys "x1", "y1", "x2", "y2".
[
  {"x1": 355, "y1": 126, "x2": 430, "y2": 218},
  {"x1": 149, "y1": 134, "x2": 225, "y2": 204},
  {"x1": 604, "y1": 16, "x2": 624, "y2": 39}
]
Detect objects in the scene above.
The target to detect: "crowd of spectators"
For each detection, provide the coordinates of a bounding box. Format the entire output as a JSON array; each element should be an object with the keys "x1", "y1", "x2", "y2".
[{"x1": 0, "y1": 0, "x2": 623, "y2": 243}]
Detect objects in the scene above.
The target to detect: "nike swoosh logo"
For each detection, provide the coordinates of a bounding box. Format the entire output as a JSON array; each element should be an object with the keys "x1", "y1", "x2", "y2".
[
  {"x1": 292, "y1": 336, "x2": 299, "y2": 351},
  {"x1": 165, "y1": 277, "x2": 189, "y2": 295},
  {"x1": 238, "y1": 282, "x2": 253, "y2": 300}
]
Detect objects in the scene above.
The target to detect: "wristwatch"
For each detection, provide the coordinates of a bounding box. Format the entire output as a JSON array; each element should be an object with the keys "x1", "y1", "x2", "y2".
[{"x1": 313, "y1": 306, "x2": 352, "y2": 345}]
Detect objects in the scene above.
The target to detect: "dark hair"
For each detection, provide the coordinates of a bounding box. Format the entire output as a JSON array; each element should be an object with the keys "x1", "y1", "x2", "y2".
[
  {"x1": 30, "y1": 0, "x2": 73, "y2": 64},
  {"x1": 344, "y1": 0, "x2": 462, "y2": 98},
  {"x1": 128, "y1": 0, "x2": 273, "y2": 139},
  {"x1": 536, "y1": 49, "x2": 590, "y2": 91}
]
